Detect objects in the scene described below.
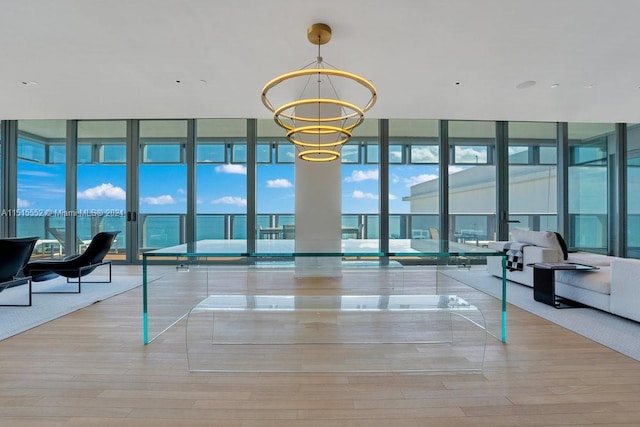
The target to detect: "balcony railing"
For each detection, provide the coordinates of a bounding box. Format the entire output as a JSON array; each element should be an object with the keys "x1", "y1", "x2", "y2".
[{"x1": 19, "y1": 212, "x2": 614, "y2": 256}]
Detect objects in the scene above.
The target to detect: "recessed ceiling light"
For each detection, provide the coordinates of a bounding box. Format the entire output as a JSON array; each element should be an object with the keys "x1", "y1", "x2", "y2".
[
  {"x1": 21, "y1": 80, "x2": 39, "y2": 85},
  {"x1": 550, "y1": 83, "x2": 560, "y2": 88},
  {"x1": 199, "y1": 79, "x2": 208, "y2": 85},
  {"x1": 585, "y1": 84, "x2": 594, "y2": 89},
  {"x1": 516, "y1": 80, "x2": 536, "y2": 89}
]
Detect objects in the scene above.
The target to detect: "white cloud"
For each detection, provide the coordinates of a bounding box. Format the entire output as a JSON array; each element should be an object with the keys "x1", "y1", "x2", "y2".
[
  {"x1": 390, "y1": 151, "x2": 403, "y2": 162},
  {"x1": 344, "y1": 170, "x2": 379, "y2": 183},
  {"x1": 352, "y1": 190, "x2": 378, "y2": 200},
  {"x1": 410, "y1": 147, "x2": 439, "y2": 163},
  {"x1": 77, "y1": 183, "x2": 126, "y2": 200},
  {"x1": 17, "y1": 198, "x2": 31, "y2": 208},
  {"x1": 403, "y1": 174, "x2": 438, "y2": 187},
  {"x1": 212, "y1": 196, "x2": 247, "y2": 207},
  {"x1": 19, "y1": 170, "x2": 56, "y2": 178},
  {"x1": 400, "y1": 168, "x2": 466, "y2": 186},
  {"x1": 389, "y1": 194, "x2": 398, "y2": 200},
  {"x1": 455, "y1": 147, "x2": 487, "y2": 163},
  {"x1": 140, "y1": 195, "x2": 175, "y2": 205},
  {"x1": 215, "y1": 164, "x2": 247, "y2": 174},
  {"x1": 266, "y1": 178, "x2": 293, "y2": 188},
  {"x1": 21, "y1": 183, "x2": 65, "y2": 196}
]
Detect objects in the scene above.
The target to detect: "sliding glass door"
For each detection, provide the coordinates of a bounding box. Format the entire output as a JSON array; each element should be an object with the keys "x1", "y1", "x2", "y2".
[
  {"x1": 16, "y1": 120, "x2": 67, "y2": 257},
  {"x1": 389, "y1": 119, "x2": 440, "y2": 247},
  {"x1": 76, "y1": 121, "x2": 128, "y2": 259},
  {"x1": 507, "y1": 122, "x2": 558, "y2": 235},
  {"x1": 448, "y1": 121, "x2": 496, "y2": 244},
  {"x1": 196, "y1": 119, "x2": 248, "y2": 247},
  {"x1": 567, "y1": 123, "x2": 614, "y2": 253},
  {"x1": 138, "y1": 120, "x2": 188, "y2": 254},
  {"x1": 626, "y1": 123, "x2": 640, "y2": 258},
  {"x1": 256, "y1": 120, "x2": 295, "y2": 251}
]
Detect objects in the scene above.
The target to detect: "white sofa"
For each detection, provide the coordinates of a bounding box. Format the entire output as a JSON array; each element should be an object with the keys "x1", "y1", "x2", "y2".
[{"x1": 486, "y1": 229, "x2": 640, "y2": 323}]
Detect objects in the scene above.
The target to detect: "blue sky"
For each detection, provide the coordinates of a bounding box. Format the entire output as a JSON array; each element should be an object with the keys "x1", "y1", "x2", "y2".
[{"x1": 17, "y1": 160, "x2": 445, "y2": 215}]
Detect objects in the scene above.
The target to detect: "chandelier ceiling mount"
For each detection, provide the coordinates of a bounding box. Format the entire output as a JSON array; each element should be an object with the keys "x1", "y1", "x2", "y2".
[{"x1": 307, "y1": 22, "x2": 332, "y2": 46}]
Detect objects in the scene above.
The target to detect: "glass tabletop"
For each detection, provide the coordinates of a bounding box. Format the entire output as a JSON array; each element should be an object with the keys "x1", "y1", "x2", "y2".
[{"x1": 143, "y1": 238, "x2": 503, "y2": 258}]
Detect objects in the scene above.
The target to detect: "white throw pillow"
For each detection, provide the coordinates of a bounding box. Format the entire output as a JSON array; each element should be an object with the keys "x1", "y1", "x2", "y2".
[{"x1": 511, "y1": 229, "x2": 564, "y2": 256}]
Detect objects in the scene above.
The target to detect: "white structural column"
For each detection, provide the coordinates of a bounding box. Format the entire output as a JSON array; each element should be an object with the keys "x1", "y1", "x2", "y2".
[{"x1": 294, "y1": 103, "x2": 342, "y2": 276}]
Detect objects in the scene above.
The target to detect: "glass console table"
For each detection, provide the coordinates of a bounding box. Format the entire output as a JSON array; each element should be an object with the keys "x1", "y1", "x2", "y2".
[{"x1": 142, "y1": 239, "x2": 507, "y2": 345}]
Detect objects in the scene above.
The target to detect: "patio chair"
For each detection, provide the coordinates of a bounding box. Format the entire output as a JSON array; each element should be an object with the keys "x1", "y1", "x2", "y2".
[
  {"x1": 429, "y1": 227, "x2": 440, "y2": 240},
  {"x1": 46, "y1": 227, "x2": 92, "y2": 254},
  {"x1": 0, "y1": 236, "x2": 39, "y2": 306},
  {"x1": 23, "y1": 231, "x2": 119, "y2": 294}
]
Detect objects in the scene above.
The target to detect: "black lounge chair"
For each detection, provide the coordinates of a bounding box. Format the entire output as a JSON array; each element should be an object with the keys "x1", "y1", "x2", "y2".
[
  {"x1": 0, "y1": 236, "x2": 39, "y2": 306},
  {"x1": 23, "y1": 231, "x2": 119, "y2": 294}
]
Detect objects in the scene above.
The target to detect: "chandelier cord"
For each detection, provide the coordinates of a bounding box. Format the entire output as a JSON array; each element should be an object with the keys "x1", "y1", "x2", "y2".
[
  {"x1": 317, "y1": 48, "x2": 342, "y2": 129},
  {"x1": 317, "y1": 35, "x2": 322, "y2": 149},
  {"x1": 314, "y1": 34, "x2": 343, "y2": 146}
]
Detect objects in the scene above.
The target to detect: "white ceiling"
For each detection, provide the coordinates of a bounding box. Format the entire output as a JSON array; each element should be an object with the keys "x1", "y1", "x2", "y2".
[{"x1": 2, "y1": 0, "x2": 640, "y2": 123}]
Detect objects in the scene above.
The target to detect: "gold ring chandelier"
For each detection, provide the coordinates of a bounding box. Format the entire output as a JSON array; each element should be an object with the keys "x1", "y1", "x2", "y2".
[{"x1": 261, "y1": 23, "x2": 377, "y2": 162}]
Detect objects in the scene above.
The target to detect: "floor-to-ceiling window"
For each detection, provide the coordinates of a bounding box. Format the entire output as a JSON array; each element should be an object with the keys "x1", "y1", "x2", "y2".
[
  {"x1": 256, "y1": 120, "x2": 295, "y2": 249},
  {"x1": 389, "y1": 119, "x2": 440, "y2": 247},
  {"x1": 567, "y1": 123, "x2": 614, "y2": 253},
  {"x1": 138, "y1": 120, "x2": 188, "y2": 251},
  {"x1": 77, "y1": 121, "x2": 127, "y2": 258},
  {"x1": 16, "y1": 120, "x2": 67, "y2": 256},
  {"x1": 508, "y1": 122, "x2": 558, "y2": 235},
  {"x1": 448, "y1": 121, "x2": 497, "y2": 244},
  {"x1": 196, "y1": 119, "x2": 247, "y2": 247},
  {"x1": 626, "y1": 123, "x2": 640, "y2": 258},
  {"x1": 341, "y1": 120, "x2": 379, "y2": 246},
  {"x1": 2, "y1": 117, "x2": 634, "y2": 261}
]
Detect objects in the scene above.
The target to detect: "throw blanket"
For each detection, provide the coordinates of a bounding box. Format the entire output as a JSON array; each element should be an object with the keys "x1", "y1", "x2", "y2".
[{"x1": 502, "y1": 242, "x2": 529, "y2": 271}]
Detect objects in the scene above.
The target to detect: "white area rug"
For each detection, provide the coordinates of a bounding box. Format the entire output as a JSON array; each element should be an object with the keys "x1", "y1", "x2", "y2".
[
  {"x1": 443, "y1": 268, "x2": 640, "y2": 362},
  {"x1": 0, "y1": 273, "x2": 142, "y2": 341}
]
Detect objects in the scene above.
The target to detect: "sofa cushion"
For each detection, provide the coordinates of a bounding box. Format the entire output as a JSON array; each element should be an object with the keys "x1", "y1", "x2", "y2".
[
  {"x1": 554, "y1": 232, "x2": 569, "y2": 260},
  {"x1": 567, "y1": 252, "x2": 612, "y2": 267},
  {"x1": 511, "y1": 229, "x2": 564, "y2": 257},
  {"x1": 555, "y1": 267, "x2": 611, "y2": 295}
]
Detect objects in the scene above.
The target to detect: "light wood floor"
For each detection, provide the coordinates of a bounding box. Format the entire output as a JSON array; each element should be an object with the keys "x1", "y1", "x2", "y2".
[{"x1": 1, "y1": 265, "x2": 640, "y2": 426}]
